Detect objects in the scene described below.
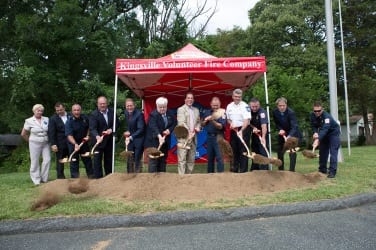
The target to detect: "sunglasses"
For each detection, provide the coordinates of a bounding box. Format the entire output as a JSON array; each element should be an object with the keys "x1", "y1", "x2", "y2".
[{"x1": 313, "y1": 110, "x2": 322, "y2": 113}]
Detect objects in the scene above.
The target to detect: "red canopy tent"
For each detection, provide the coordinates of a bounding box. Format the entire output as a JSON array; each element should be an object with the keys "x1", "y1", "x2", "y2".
[{"x1": 112, "y1": 43, "x2": 270, "y2": 169}]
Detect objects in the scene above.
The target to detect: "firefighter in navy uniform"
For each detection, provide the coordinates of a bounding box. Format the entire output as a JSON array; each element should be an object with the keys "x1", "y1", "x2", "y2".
[
  {"x1": 65, "y1": 104, "x2": 94, "y2": 178},
  {"x1": 249, "y1": 97, "x2": 269, "y2": 171},
  {"x1": 310, "y1": 101, "x2": 341, "y2": 178}
]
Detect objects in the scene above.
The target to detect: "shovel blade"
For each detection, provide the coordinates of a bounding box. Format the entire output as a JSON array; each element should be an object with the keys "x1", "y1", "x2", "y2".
[
  {"x1": 59, "y1": 158, "x2": 69, "y2": 163},
  {"x1": 81, "y1": 152, "x2": 91, "y2": 157}
]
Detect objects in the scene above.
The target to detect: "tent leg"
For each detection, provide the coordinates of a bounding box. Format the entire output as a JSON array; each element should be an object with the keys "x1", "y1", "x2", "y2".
[
  {"x1": 112, "y1": 75, "x2": 119, "y2": 174},
  {"x1": 263, "y1": 72, "x2": 272, "y2": 171}
]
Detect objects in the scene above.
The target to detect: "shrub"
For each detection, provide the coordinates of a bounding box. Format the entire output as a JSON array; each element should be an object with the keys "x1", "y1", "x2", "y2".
[{"x1": 0, "y1": 143, "x2": 30, "y2": 173}]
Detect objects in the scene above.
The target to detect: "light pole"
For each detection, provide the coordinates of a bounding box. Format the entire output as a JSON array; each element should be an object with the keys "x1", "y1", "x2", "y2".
[{"x1": 325, "y1": 0, "x2": 343, "y2": 161}]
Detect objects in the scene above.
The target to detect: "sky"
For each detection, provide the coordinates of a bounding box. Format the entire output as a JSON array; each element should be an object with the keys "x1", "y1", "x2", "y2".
[{"x1": 191, "y1": 0, "x2": 260, "y2": 34}]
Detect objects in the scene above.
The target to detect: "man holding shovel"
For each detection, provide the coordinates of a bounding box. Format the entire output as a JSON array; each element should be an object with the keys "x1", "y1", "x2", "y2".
[
  {"x1": 123, "y1": 98, "x2": 145, "y2": 173},
  {"x1": 202, "y1": 97, "x2": 226, "y2": 173},
  {"x1": 65, "y1": 104, "x2": 94, "y2": 178},
  {"x1": 48, "y1": 102, "x2": 70, "y2": 179},
  {"x1": 310, "y1": 101, "x2": 340, "y2": 178},
  {"x1": 144, "y1": 97, "x2": 176, "y2": 173},
  {"x1": 177, "y1": 92, "x2": 201, "y2": 175},
  {"x1": 90, "y1": 96, "x2": 119, "y2": 178},
  {"x1": 226, "y1": 89, "x2": 251, "y2": 173},
  {"x1": 249, "y1": 97, "x2": 269, "y2": 171},
  {"x1": 272, "y1": 97, "x2": 302, "y2": 172}
]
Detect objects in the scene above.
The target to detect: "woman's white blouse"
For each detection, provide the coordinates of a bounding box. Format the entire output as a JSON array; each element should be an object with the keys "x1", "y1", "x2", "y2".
[{"x1": 23, "y1": 116, "x2": 49, "y2": 143}]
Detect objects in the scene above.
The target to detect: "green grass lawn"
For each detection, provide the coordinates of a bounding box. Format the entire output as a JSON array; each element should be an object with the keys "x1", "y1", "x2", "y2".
[{"x1": 0, "y1": 146, "x2": 375, "y2": 221}]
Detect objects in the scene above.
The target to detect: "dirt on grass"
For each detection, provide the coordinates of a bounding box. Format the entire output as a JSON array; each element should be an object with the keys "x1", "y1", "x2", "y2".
[{"x1": 34, "y1": 171, "x2": 326, "y2": 210}]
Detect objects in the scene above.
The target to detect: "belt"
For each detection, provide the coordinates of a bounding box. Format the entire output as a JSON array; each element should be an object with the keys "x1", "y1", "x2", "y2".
[{"x1": 207, "y1": 133, "x2": 217, "y2": 136}]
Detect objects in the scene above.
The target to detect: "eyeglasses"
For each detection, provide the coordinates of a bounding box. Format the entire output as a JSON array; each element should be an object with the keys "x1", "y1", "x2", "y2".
[{"x1": 313, "y1": 110, "x2": 322, "y2": 113}]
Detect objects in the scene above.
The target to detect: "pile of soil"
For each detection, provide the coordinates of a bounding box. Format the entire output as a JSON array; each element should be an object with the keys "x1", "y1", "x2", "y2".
[{"x1": 39, "y1": 171, "x2": 325, "y2": 203}]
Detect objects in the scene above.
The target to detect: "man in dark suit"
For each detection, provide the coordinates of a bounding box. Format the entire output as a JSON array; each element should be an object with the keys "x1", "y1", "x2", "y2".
[
  {"x1": 48, "y1": 102, "x2": 70, "y2": 179},
  {"x1": 123, "y1": 98, "x2": 145, "y2": 173},
  {"x1": 272, "y1": 97, "x2": 302, "y2": 172},
  {"x1": 144, "y1": 97, "x2": 177, "y2": 173},
  {"x1": 89, "y1": 96, "x2": 119, "y2": 178}
]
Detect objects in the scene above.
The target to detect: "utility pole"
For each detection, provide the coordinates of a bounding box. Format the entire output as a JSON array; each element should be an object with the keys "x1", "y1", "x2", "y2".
[{"x1": 325, "y1": 0, "x2": 343, "y2": 161}]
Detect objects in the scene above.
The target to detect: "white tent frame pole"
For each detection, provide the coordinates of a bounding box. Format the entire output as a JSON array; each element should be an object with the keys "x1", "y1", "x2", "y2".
[
  {"x1": 112, "y1": 74, "x2": 119, "y2": 173},
  {"x1": 141, "y1": 98, "x2": 145, "y2": 170},
  {"x1": 263, "y1": 72, "x2": 272, "y2": 170}
]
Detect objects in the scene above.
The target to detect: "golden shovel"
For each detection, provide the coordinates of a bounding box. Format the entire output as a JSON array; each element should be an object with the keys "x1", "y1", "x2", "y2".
[
  {"x1": 302, "y1": 140, "x2": 319, "y2": 159},
  {"x1": 83, "y1": 131, "x2": 108, "y2": 157},
  {"x1": 148, "y1": 135, "x2": 166, "y2": 159},
  {"x1": 59, "y1": 138, "x2": 88, "y2": 163},
  {"x1": 120, "y1": 135, "x2": 134, "y2": 158}
]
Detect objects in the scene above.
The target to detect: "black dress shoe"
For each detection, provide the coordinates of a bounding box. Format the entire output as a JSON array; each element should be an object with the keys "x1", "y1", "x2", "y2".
[
  {"x1": 319, "y1": 170, "x2": 327, "y2": 174},
  {"x1": 327, "y1": 173, "x2": 335, "y2": 178}
]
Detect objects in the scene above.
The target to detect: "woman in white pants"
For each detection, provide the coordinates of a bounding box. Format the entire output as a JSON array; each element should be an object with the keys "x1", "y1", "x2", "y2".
[{"x1": 21, "y1": 104, "x2": 51, "y2": 185}]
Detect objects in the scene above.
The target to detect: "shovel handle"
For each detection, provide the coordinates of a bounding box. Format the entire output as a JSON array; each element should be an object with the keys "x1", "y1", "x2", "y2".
[
  {"x1": 90, "y1": 133, "x2": 108, "y2": 155},
  {"x1": 312, "y1": 139, "x2": 319, "y2": 152},
  {"x1": 255, "y1": 132, "x2": 270, "y2": 158},
  {"x1": 181, "y1": 132, "x2": 194, "y2": 149},
  {"x1": 124, "y1": 136, "x2": 130, "y2": 151},
  {"x1": 233, "y1": 128, "x2": 252, "y2": 158},
  {"x1": 67, "y1": 141, "x2": 85, "y2": 162},
  {"x1": 157, "y1": 135, "x2": 166, "y2": 150}
]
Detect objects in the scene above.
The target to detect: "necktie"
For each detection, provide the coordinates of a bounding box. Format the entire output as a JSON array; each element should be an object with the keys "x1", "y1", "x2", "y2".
[
  {"x1": 189, "y1": 108, "x2": 195, "y2": 132},
  {"x1": 163, "y1": 114, "x2": 168, "y2": 127},
  {"x1": 128, "y1": 112, "x2": 132, "y2": 122}
]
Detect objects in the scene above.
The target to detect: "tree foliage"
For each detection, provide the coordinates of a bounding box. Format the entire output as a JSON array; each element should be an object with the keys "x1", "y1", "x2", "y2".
[
  {"x1": 245, "y1": 0, "x2": 330, "y2": 135},
  {"x1": 340, "y1": 0, "x2": 376, "y2": 143},
  {"x1": 0, "y1": 0, "x2": 215, "y2": 133},
  {"x1": 0, "y1": 0, "x2": 374, "y2": 147}
]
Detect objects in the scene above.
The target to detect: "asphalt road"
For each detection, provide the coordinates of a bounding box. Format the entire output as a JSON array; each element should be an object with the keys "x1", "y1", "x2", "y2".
[{"x1": 1, "y1": 193, "x2": 376, "y2": 250}]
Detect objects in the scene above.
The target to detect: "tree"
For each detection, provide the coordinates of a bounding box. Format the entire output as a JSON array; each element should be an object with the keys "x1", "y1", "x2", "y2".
[
  {"x1": 0, "y1": 0, "x2": 219, "y2": 133},
  {"x1": 195, "y1": 27, "x2": 252, "y2": 57},
  {"x1": 247, "y1": 0, "x2": 330, "y2": 137},
  {"x1": 340, "y1": 0, "x2": 376, "y2": 144}
]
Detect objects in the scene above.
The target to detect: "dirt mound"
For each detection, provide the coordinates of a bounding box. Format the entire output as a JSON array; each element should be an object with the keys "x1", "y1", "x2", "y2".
[{"x1": 39, "y1": 171, "x2": 325, "y2": 203}]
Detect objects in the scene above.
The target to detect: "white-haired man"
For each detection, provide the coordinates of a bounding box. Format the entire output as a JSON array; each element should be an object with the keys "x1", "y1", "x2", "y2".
[{"x1": 144, "y1": 97, "x2": 177, "y2": 173}]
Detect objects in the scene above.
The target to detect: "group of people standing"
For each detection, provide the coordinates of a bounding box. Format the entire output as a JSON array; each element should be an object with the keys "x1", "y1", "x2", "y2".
[
  {"x1": 21, "y1": 96, "x2": 117, "y2": 185},
  {"x1": 20, "y1": 90, "x2": 340, "y2": 185}
]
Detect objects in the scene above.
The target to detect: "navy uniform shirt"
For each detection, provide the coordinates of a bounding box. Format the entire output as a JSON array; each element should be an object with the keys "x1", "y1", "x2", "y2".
[
  {"x1": 203, "y1": 109, "x2": 226, "y2": 135},
  {"x1": 250, "y1": 107, "x2": 268, "y2": 130},
  {"x1": 65, "y1": 114, "x2": 90, "y2": 143},
  {"x1": 310, "y1": 111, "x2": 340, "y2": 141}
]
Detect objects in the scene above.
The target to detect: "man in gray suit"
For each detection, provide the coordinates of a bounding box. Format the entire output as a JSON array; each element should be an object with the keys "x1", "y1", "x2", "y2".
[{"x1": 177, "y1": 92, "x2": 201, "y2": 174}]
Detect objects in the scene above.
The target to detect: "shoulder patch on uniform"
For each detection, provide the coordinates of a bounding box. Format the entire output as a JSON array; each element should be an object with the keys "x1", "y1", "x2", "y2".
[
  {"x1": 260, "y1": 113, "x2": 266, "y2": 119},
  {"x1": 325, "y1": 118, "x2": 330, "y2": 124},
  {"x1": 246, "y1": 106, "x2": 250, "y2": 112}
]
